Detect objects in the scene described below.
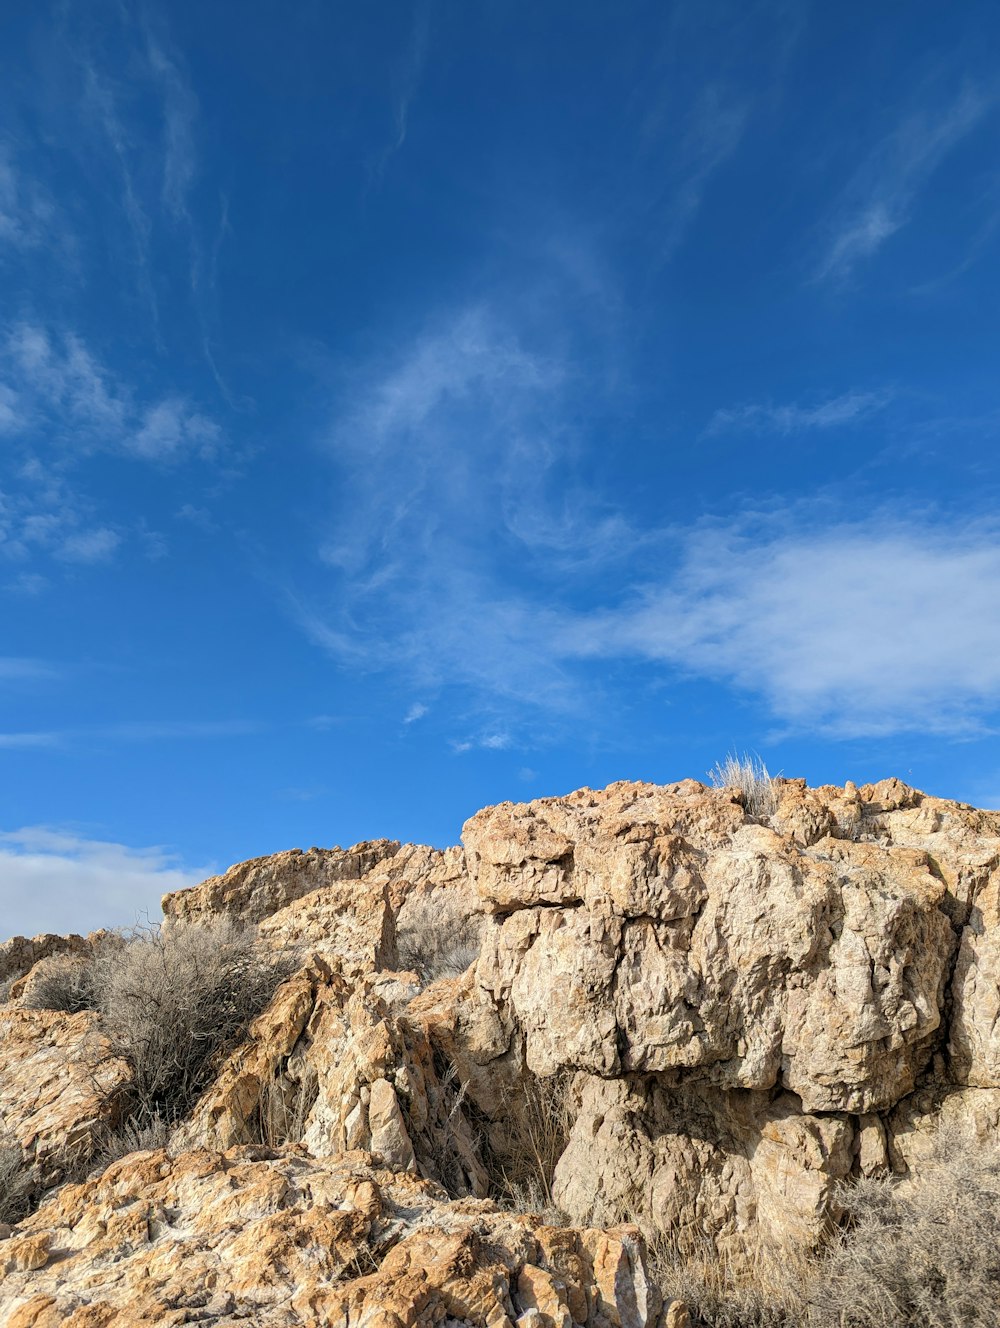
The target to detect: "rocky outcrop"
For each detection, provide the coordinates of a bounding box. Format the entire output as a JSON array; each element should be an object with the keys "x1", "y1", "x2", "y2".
[
  {"x1": 0, "y1": 1145, "x2": 669, "y2": 1328},
  {"x1": 4, "y1": 774, "x2": 1000, "y2": 1320},
  {"x1": 0, "y1": 1009, "x2": 128, "y2": 1185},
  {"x1": 0, "y1": 935, "x2": 91, "y2": 994},
  {"x1": 159, "y1": 776, "x2": 1000, "y2": 1255},
  {"x1": 176, "y1": 958, "x2": 491, "y2": 1201},
  {"x1": 461, "y1": 778, "x2": 1000, "y2": 1249}
]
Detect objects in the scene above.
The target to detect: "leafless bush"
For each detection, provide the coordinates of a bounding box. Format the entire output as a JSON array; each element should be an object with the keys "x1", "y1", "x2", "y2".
[
  {"x1": 91, "y1": 918, "x2": 296, "y2": 1124},
  {"x1": 0, "y1": 1139, "x2": 36, "y2": 1226},
  {"x1": 20, "y1": 952, "x2": 99, "y2": 1013},
  {"x1": 396, "y1": 892, "x2": 483, "y2": 982},
  {"x1": 812, "y1": 1126, "x2": 1000, "y2": 1328},
  {"x1": 708, "y1": 752, "x2": 778, "y2": 820}
]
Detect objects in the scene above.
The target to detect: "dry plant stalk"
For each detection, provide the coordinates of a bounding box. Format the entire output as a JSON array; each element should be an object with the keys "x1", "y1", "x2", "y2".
[
  {"x1": 485, "y1": 1069, "x2": 574, "y2": 1221},
  {"x1": 248, "y1": 1066, "x2": 320, "y2": 1148}
]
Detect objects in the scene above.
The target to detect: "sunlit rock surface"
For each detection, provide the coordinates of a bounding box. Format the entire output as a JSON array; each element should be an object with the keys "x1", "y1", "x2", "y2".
[{"x1": 4, "y1": 775, "x2": 1000, "y2": 1320}]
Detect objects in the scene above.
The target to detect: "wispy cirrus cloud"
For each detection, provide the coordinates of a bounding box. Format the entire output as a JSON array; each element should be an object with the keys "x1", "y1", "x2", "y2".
[
  {"x1": 143, "y1": 32, "x2": 198, "y2": 220},
  {"x1": 296, "y1": 331, "x2": 1000, "y2": 742},
  {"x1": 0, "y1": 826, "x2": 209, "y2": 936},
  {"x1": 369, "y1": 1, "x2": 429, "y2": 184},
  {"x1": 658, "y1": 84, "x2": 749, "y2": 259},
  {"x1": 81, "y1": 57, "x2": 159, "y2": 325},
  {"x1": 707, "y1": 389, "x2": 890, "y2": 436},
  {"x1": 623, "y1": 0, "x2": 804, "y2": 262},
  {"x1": 816, "y1": 84, "x2": 994, "y2": 282},
  {"x1": 0, "y1": 144, "x2": 57, "y2": 251},
  {"x1": 295, "y1": 305, "x2": 627, "y2": 713},
  {"x1": 1, "y1": 323, "x2": 220, "y2": 461}
]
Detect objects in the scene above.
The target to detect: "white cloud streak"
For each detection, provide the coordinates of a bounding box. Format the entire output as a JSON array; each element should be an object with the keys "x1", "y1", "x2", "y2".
[
  {"x1": 298, "y1": 311, "x2": 1000, "y2": 743},
  {"x1": 144, "y1": 35, "x2": 198, "y2": 219},
  {"x1": 370, "y1": 2, "x2": 429, "y2": 184},
  {"x1": 817, "y1": 85, "x2": 993, "y2": 281},
  {"x1": 0, "y1": 719, "x2": 263, "y2": 749},
  {"x1": 0, "y1": 827, "x2": 208, "y2": 937},
  {"x1": 659, "y1": 84, "x2": 748, "y2": 259},
  {"x1": 82, "y1": 59, "x2": 159, "y2": 325},
  {"x1": 707, "y1": 390, "x2": 890, "y2": 436},
  {"x1": 557, "y1": 520, "x2": 1000, "y2": 736},
  {"x1": 303, "y1": 307, "x2": 618, "y2": 713}
]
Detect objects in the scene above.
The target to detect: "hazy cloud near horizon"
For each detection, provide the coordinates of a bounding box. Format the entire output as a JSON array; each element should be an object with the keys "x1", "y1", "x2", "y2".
[{"x1": 0, "y1": 828, "x2": 209, "y2": 938}]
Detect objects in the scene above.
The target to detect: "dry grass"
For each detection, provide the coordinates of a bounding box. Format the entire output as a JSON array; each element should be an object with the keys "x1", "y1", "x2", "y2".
[
  {"x1": 90, "y1": 1112, "x2": 174, "y2": 1173},
  {"x1": 396, "y1": 892, "x2": 483, "y2": 983},
  {"x1": 640, "y1": 1124, "x2": 1000, "y2": 1327},
  {"x1": 708, "y1": 752, "x2": 778, "y2": 820},
  {"x1": 484, "y1": 1070, "x2": 574, "y2": 1221},
  {"x1": 91, "y1": 918, "x2": 296, "y2": 1125},
  {"x1": 813, "y1": 1126, "x2": 1000, "y2": 1328},
  {"x1": 648, "y1": 1233, "x2": 811, "y2": 1328},
  {"x1": 0, "y1": 1139, "x2": 35, "y2": 1226},
  {"x1": 247, "y1": 1066, "x2": 320, "y2": 1147}
]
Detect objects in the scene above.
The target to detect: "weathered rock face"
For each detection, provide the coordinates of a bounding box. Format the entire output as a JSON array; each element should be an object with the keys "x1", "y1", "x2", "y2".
[
  {"x1": 176, "y1": 957, "x2": 491, "y2": 1201},
  {"x1": 0, "y1": 935, "x2": 92, "y2": 993},
  {"x1": 5, "y1": 774, "x2": 1000, "y2": 1320},
  {"x1": 467, "y1": 781, "x2": 958, "y2": 1108},
  {"x1": 0, "y1": 1009, "x2": 128, "y2": 1184},
  {"x1": 463, "y1": 778, "x2": 1000, "y2": 1248},
  {"x1": 0, "y1": 1145, "x2": 666, "y2": 1328}
]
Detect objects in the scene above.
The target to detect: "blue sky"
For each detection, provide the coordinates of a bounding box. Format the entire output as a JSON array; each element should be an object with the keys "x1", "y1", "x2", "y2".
[{"x1": 3, "y1": 0, "x2": 1000, "y2": 934}]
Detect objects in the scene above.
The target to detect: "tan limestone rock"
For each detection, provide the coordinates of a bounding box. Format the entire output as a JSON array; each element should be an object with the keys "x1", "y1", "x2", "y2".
[
  {"x1": 0, "y1": 1146, "x2": 660, "y2": 1328},
  {"x1": 0, "y1": 1009, "x2": 128, "y2": 1182},
  {"x1": 468, "y1": 783, "x2": 954, "y2": 1112}
]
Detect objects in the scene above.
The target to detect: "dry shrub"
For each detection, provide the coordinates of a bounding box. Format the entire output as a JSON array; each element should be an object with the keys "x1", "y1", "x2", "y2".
[
  {"x1": 648, "y1": 1233, "x2": 811, "y2": 1328},
  {"x1": 90, "y1": 1112, "x2": 174, "y2": 1173},
  {"x1": 708, "y1": 752, "x2": 777, "y2": 820},
  {"x1": 485, "y1": 1070, "x2": 574, "y2": 1221},
  {"x1": 813, "y1": 1126, "x2": 1000, "y2": 1328},
  {"x1": 642, "y1": 1124, "x2": 1000, "y2": 1327},
  {"x1": 0, "y1": 1139, "x2": 35, "y2": 1226},
  {"x1": 396, "y1": 891, "x2": 483, "y2": 982},
  {"x1": 20, "y1": 952, "x2": 99, "y2": 1013},
  {"x1": 92, "y1": 918, "x2": 296, "y2": 1124}
]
